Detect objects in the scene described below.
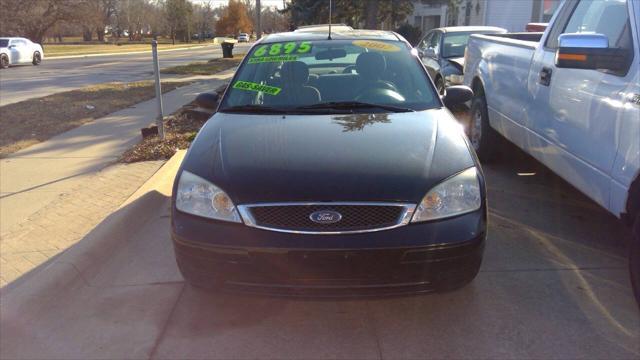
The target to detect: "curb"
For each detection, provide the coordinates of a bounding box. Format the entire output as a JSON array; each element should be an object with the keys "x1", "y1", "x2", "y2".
[
  {"x1": 46, "y1": 44, "x2": 217, "y2": 60},
  {"x1": 0, "y1": 150, "x2": 185, "y2": 301}
]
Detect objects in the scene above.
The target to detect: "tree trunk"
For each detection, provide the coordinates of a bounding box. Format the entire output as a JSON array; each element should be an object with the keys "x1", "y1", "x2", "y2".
[
  {"x1": 96, "y1": 27, "x2": 105, "y2": 42},
  {"x1": 365, "y1": 0, "x2": 379, "y2": 30},
  {"x1": 83, "y1": 27, "x2": 93, "y2": 41}
]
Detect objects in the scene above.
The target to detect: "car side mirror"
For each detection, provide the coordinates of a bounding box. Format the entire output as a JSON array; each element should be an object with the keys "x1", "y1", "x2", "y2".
[
  {"x1": 442, "y1": 85, "x2": 473, "y2": 108},
  {"x1": 8, "y1": 45, "x2": 15, "y2": 49},
  {"x1": 194, "y1": 92, "x2": 220, "y2": 109},
  {"x1": 417, "y1": 48, "x2": 425, "y2": 58},
  {"x1": 555, "y1": 33, "x2": 630, "y2": 73}
]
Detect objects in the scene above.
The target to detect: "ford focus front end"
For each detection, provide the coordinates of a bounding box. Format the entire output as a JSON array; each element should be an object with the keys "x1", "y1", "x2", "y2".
[{"x1": 171, "y1": 31, "x2": 486, "y2": 296}]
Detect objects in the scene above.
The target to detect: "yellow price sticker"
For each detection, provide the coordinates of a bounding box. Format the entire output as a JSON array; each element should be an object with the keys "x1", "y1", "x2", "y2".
[{"x1": 352, "y1": 40, "x2": 401, "y2": 52}]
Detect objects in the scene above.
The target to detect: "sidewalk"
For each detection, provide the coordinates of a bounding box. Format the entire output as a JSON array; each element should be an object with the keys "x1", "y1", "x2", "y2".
[{"x1": 0, "y1": 69, "x2": 234, "y2": 286}]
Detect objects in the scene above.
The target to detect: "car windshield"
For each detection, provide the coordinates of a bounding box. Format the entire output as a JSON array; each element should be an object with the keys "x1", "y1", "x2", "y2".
[
  {"x1": 0, "y1": 39, "x2": 9, "y2": 47},
  {"x1": 219, "y1": 39, "x2": 439, "y2": 113},
  {"x1": 442, "y1": 32, "x2": 484, "y2": 58}
]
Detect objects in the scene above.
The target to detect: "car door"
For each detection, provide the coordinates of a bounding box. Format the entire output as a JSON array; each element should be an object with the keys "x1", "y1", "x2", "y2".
[
  {"x1": 527, "y1": 0, "x2": 637, "y2": 211},
  {"x1": 8, "y1": 40, "x2": 22, "y2": 63},
  {"x1": 418, "y1": 31, "x2": 434, "y2": 75},
  {"x1": 421, "y1": 31, "x2": 442, "y2": 81}
]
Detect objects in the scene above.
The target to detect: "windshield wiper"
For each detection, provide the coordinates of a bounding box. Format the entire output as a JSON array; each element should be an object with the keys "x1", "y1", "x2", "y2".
[
  {"x1": 219, "y1": 104, "x2": 290, "y2": 114},
  {"x1": 296, "y1": 101, "x2": 415, "y2": 113}
]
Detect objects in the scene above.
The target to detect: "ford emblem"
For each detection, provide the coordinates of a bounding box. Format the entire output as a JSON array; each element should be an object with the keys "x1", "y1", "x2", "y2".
[{"x1": 309, "y1": 210, "x2": 342, "y2": 224}]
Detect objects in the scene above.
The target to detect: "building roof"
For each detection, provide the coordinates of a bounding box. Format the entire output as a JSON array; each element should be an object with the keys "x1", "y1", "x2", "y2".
[
  {"x1": 435, "y1": 26, "x2": 507, "y2": 33},
  {"x1": 260, "y1": 29, "x2": 402, "y2": 44}
]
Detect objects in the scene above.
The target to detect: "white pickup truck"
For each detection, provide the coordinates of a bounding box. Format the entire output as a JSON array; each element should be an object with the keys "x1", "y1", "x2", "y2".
[{"x1": 463, "y1": 0, "x2": 639, "y2": 305}]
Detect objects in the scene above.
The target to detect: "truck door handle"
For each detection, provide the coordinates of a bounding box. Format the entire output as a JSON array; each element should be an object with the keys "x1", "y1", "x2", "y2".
[{"x1": 539, "y1": 67, "x2": 552, "y2": 86}]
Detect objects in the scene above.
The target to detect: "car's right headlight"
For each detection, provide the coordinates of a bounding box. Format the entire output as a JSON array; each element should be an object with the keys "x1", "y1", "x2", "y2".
[
  {"x1": 176, "y1": 170, "x2": 241, "y2": 223},
  {"x1": 411, "y1": 167, "x2": 482, "y2": 222}
]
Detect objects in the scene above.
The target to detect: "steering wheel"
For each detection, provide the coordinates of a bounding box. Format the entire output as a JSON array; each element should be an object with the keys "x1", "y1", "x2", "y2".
[{"x1": 342, "y1": 65, "x2": 357, "y2": 74}]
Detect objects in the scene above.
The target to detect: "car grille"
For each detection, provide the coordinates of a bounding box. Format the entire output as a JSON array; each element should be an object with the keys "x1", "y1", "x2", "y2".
[{"x1": 238, "y1": 203, "x2": 415, "y2": 234}]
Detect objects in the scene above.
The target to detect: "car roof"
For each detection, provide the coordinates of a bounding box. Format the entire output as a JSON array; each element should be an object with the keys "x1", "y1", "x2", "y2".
[
  {"x1": 260, "y1": 29, "x2": 401, "y2": 44},
  {"x1": 295, "y1": 24, "x2": 354, "y2": 32},
  {"x1": 433, "y1": 26, "x2": 507, "y2": 33},
  {"x1": 0, "y1": 37, "x2": 26, "y2": 40}
]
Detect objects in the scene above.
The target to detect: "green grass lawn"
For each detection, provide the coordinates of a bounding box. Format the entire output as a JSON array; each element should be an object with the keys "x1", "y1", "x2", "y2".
[{"x1": 44, "y1": 42, "x2": 212, "y2": 57}]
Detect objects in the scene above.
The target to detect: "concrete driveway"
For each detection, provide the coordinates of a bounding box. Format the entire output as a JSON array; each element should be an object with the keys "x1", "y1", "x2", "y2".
[
  {"x1": 1, "y1": 144, "x2": 638, "y2": 359},
  {"x1": 0, "y1": 43, "x2": 251, "y2": 106}
]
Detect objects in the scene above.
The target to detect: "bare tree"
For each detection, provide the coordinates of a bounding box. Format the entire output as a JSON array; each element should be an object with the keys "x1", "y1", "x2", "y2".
[
  {"x1": 193, "y1": 1, "x2": 215, "y2": 42},
  {"x1": 0, "y1": 0, "x2": 75, "y2": 43}
]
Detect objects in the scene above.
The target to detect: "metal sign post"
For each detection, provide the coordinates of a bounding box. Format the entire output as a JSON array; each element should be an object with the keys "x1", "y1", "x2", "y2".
[{"x1": 151, "y1": 40, "x2": 165, "y2": 140}]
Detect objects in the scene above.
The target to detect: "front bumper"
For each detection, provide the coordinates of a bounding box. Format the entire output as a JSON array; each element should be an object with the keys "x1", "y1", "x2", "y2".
[{"x1": 172, "y1": 209, "x2": 486, "y2": 296}]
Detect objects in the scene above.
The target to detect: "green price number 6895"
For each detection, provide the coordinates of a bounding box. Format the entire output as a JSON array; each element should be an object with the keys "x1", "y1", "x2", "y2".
[{"x1": 253, "y1": 41, "x2": 312, "y2": 57}]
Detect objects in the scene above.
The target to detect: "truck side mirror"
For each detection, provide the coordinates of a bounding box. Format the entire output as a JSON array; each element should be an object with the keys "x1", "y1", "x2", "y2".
[
  {"x1": 555, "y1": 33, "x2": 630, "y2": 74},
  {"x1": 442, "y1": 85, "x2": 473, "y2": 108}
]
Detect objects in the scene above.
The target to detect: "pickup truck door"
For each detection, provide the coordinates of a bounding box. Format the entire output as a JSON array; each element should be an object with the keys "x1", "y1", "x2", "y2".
[{"x1": 526, "y1": 0, "x2": 638, "y2": 212}]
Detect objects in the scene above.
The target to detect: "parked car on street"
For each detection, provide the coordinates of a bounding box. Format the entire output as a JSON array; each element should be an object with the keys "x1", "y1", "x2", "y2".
[
  {"x1": 0, "y1": 37, "x2": 44, "y2": 69},
  {"x1": 416, "y1": 26, "x2": 506, "y2": 94},
  {"x1": 172, "y1": 29, "x2": 483, "y2": 296},
  {"x1": 237, "y1": 33, "x2": 250, "y2": 42},
  {"x1": 463, "y1": 0, "x2": 640, "y2": 306}
]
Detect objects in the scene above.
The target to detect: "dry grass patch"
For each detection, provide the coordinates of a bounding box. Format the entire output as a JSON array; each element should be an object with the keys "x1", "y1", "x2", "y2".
[
  {"x1": 0, "y1": 81, "x2": 188, "y2": 157},
  {"x1": 161, "y1": 54, "x2": 244, "y2": 75}
]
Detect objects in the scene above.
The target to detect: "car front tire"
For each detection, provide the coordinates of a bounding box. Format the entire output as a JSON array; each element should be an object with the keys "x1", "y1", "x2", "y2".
[
  {"x1": 631, "y1": 215, "x2": 640, "y2": 308},
  {"x1": 0, "y1": 54, "x2": 8, "y2": 69},
  {"x1": 469, "y1": 95, "x2": 500, "y2": 162},
  {"x1": 32, "y1": 51, "x2": 41, "y2": 65}
]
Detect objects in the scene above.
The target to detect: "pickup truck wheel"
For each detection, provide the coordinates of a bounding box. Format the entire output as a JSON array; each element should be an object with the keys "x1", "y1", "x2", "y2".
[
  {"x1": 0, "y1": 54, "x2": 8, "y2": 69},
  {"x1": 32, "y1": 52, "x2": 41, "y2": 65},
  {"x1": 630, "y1": 215, "x2": 640, "y2": 308},
  {"x1": 469, "y1": 96, "x2": 498, "y2": 162}
]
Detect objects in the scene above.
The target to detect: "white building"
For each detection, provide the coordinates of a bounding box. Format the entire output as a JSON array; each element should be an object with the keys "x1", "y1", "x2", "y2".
[
  {"x1": 411, "y1": 0, "x2": 562, "y2": 33},
  {"x1": 411, "y1": 1, "x2": 449, "y2": 34}
]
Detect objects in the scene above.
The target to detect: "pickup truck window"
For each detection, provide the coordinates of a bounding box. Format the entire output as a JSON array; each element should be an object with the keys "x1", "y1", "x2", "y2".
[
  {"x1": 545, "y1": 0, "x2": 631, "y2": 50},
  {"x1": 564, "y1": 0, "x2": 630, "y2": 48}
]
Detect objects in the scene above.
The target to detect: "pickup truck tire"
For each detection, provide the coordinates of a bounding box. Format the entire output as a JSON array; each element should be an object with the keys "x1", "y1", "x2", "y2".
[
  {"x1": 631, "y1": 214, "x2": 640, "y2": 308},
  {"x1": 0, "y1": 54, "x2": 8, "y2": 69},
  {"x1": 469, "y1": 95, "x2": 499, "y2": 162}
]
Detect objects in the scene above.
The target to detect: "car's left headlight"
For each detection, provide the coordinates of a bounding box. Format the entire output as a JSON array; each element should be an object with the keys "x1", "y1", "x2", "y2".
[
  {"x1": 411, "y1": 167, "x2": 482, "y2": 222},
  {"x1": 175, "y1": 170, "x2": 241, "y2": 223}
]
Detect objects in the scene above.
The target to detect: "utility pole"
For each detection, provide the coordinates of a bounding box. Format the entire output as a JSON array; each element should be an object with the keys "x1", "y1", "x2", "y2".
[
  {"x1": 151, "y1": 40, "x2": 165, "y2": 140},
  {"x1": 256, "y1": 0, "x2": 262, "y2": 39}
]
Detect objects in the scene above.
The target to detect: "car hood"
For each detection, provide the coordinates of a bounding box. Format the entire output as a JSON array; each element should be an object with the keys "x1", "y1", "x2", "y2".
[{"x1": 180, "y1": 109, "x2": 475, "y2": 204}]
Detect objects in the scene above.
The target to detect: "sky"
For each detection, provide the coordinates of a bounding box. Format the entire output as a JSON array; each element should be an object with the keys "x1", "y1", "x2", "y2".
[{"x1": 190, "y1": 0, "x2": 287, "y2": 10}]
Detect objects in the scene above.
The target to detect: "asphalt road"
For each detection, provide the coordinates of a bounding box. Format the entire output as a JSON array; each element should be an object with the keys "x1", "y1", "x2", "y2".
[
  {"x1": 2, "y1": 143, "x2": 639, "y2": 359},
  {"x1": 0, "y1": 43, "x2": 251, "y2": 106}
]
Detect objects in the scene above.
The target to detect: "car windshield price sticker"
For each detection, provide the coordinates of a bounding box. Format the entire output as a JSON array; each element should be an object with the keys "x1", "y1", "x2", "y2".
[
  {"x1": 352, "y1": 40, "x2": 400, "y2": 52},
  {"x1": 248, "y1": 55, "x2": 299, "y2": 64},
  {"x1": 250, "y1": 41, "x2": 312, "y2": 63},
  {"x1": 233, "y1": 81, "x2": 282, "y2": 96}
]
